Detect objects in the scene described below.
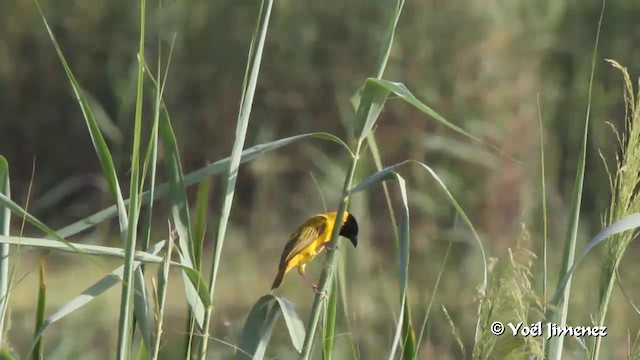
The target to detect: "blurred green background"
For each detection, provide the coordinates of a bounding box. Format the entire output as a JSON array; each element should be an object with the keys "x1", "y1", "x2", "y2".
[{"x1": 1, "y1": 0, "x2": 640, "y2": 358}]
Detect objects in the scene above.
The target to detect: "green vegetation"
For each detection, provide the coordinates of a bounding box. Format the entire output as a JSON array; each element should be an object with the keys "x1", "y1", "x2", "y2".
[{"x1": 1, "y1": 0, "x2": 640, "y2": 358}]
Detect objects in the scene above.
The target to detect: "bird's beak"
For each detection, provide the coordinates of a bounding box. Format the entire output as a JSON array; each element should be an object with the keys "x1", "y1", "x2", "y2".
[{"x1": 350, "y1": 237, "x2": 358, "y2": 248}]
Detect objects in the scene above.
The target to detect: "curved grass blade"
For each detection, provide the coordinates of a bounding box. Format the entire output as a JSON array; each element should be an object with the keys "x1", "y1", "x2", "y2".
[
  {"x1": 159, "y1": 113, "x2": 195, "y2": 266},
  {"x1": 32, "y1": 0, "x2": 128, "y2": 227},
  {"x1": 349, "y1": 160, "x2": 486, "y2": 286},
  {"x1": 355, "y1": 79, "x2": 480, "y2": 144},
  {"x1": 236, "y1": 296, "x2": 277, "y2": 360},
  {"x1": 56, "y1": 132, "x2": 347, "y2": 239},
  {"x1": 32, "y1": 259, "x2": 46, "y2": 360},
  {"x1": 350, "y1": 160, "x2": 486, "y2": 354},
  {"x1": 0, "y1": 194, "x2": 85, "y2": 256},
  {"x1": 551, "y1": 213, "x2": 640, "y2": 305},
  {"x1": 273, "y1": 296, "x2": 305, "y2": 353},
  {"x1": 116, "y1": 0, "x2": 147, "y2": 354},
  {"x1": 29, "y1": 240, "x2": 166, "y2": 352},
  {"x1": 236, "y1": 295, "x2": 305, "y2": 360},
  {"x1": 180, "y1": 267, "x2": 211, "y2": 309},
  {"x1": 353, "y1": 79, "x2": 390, "y2": 142},
  {"x1": 0, "y1": 156, "x2": 10, "y2": 346}
]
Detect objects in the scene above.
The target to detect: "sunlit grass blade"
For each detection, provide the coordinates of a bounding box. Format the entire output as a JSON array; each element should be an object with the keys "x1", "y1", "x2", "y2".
[
  {"x1": 545, "y1": 2, "x2": 605, "y2": 358},
  {"x1": 356, "y1": 79, "x2": 481, "y2": 144},
  {"x1": 116, "y1": 0, "x2": 147, "y2": 356},
  {"x1": 400, "y1": 296, "x2": 416, "y2": 359},
  {"x1": 0, "y1": 194, "x2": 85, "y2": 255},
  {"x1": 29, "y1": 240, "x2": 166, "y2": 351},
  {"x1": 56, "y1": 132, "x2": 347, "y2": 239},
  {"x1": 200, "y1": 0, "x2": 275, "y2": 356},
  {"x1": 372, "y1": 0, "x2": 404, "y2": 79},
  {"x1": 0, "y1": 236, "x2": 164, "y2": 263},
  {"x1": 32, "y1": 259, "x2": 46, "y2": 360},
  {"x1": 322, "y1": 278, "x2": 337, "y2": 360},
  {"x1": 152, "y1": 230, "x2": 175, "y2": 360},
  {"x1": 0, "y1": 156, "x2": 10, "y2": 347},
  {"x1": 353, "y1": 81, "x2": 390, "y2": 142},
  {"x1": 551, "y1": 213, "x2": 640, "y2": 305}
]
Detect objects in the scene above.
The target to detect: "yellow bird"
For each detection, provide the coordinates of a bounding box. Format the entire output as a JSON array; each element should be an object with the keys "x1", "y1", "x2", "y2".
[{"x1": 271, "y1": 211, "x2": 359, "y2": 292}]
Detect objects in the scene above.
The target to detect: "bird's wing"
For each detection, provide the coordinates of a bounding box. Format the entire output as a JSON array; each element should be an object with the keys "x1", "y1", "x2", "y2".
[{"x1": 279, "y1": 215, "x2": 328, "y2": 266}]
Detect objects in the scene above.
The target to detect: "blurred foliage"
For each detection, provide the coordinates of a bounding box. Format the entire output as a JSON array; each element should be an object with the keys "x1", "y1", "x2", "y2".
[{"x1": 1, "y1": 0, "x2": 640, "y2": 357}]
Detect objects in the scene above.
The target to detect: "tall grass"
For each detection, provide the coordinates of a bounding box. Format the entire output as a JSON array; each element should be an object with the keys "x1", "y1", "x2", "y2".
[
  {"x1": 0, "y1": 0, "x2": 640, "y2": 359},
  {"x1": 592, "y1": 60, "x2": 640, "y2": 359}
]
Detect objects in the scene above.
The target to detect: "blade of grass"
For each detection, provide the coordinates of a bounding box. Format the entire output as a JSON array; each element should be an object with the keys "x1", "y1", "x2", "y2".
[
  {"x1": 32, "y1": 0, "x2": 128, "y2": 230},
  {"x1": 415, "y1": 238, "x2": 452, "y2": 357},
  {"x1": 159, "y1": 107, "x2": 208, "y2": 334},
  {"x1": 350, "y1": 159, "x2": 487, "y2": 348},
  {"x1": 0, "y1": 156, "x2": 10, "y2": 347},
  {"x1": 32, "y1": 259, "x2": 46, "y2": 360},
  {"x1": 551, "y1": 213, "x2": 640, "y2": 304},
  {"x1": 348, "y1": 171, "x2": 412, "y2": 359},
  {"x1": 322, "y1": 278, "x2": 337, "y2": 360},
  {"x1": 116, "y1": 0, "x2": 147, "y2": 356},
  {"x1": 0, "y1": 194, "x2": 87, "y2": 255},
  {"x1": 236, "y1": 295, "x2": 305, "y2": 359},
  {"x1": 152, "y1": 229, "x2": 175, "y2": 360},
  {"x1": 545, "y1": 1, "x2": 606, "y2": 358},
  {"x1": 29, "y1": 240, "x2": 166, "y2": 351},
  {"x1": 236, "y1": 296, "x2": 276, "y2": 360},
  {"x1": 193, "y1": 178, "x2": 211, "y2": 271},
  {"x1": 357, "y1": 79, "x2": 481, "y2": 144},
  {"x1": 34, "y1": 1, "x2": 158, "y2": 350},
  {"x1": 537, "y1": 94, "x2": 550, "y2": 352},
  {"x1": 273, "y1": 296, "x2": 306, "y2": 352},
  {"x1": 0, "y1": 235, "x2": 164, "y2": 262},
  {"x1": 199, "y1": 0, "x2": 274, "y2": 357},
  {"x1": 56, "y1": 132, "x2": 347, "y2": 239},
  {"x1": 360, "y1": 2, "x2": 409, "y2": 352}
]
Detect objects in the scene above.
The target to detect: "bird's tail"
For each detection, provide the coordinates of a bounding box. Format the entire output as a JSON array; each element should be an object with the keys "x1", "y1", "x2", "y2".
[{"x1": 271, "y1": 269, "x2": 286, "y2": 291}]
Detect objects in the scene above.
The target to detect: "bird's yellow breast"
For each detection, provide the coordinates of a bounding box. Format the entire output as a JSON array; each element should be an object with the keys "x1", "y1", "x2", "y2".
[{"x1": 284, "y1": 231, "x2": 330, "y2": 273}]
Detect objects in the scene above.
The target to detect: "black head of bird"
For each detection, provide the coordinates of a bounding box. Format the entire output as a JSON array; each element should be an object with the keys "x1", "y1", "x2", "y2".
[{"x1": 339, "y1": 213, "x2": 359, "y2": 247}]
